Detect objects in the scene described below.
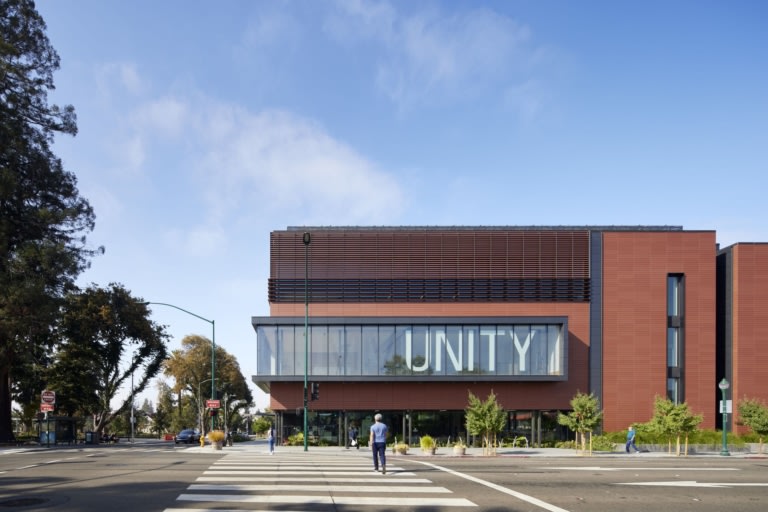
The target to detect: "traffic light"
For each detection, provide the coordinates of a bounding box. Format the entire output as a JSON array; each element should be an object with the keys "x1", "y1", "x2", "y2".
[
  {"x1": 311, "y1": 382, "x2": 319, "y2": 401},
  {"x1": 210, "y1": 409, "x2": 218, "y2": 417}
]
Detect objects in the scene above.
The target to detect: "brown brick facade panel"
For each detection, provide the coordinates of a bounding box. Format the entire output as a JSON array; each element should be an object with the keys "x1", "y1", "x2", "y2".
[
  {"x1": 602, "y1": 231, "x2": 716, "y2": 432},
  {"x1": 731, "y1": 244, "x2": 768, "y2": 433},
  {"x1": 271, "y1": 229, "x2": 590, "y2": 279},
  {"x1": 271, "y1": 381, "x2": 577, "y2": 413},
  {"x1": 267, "y1": 302, "x2": 590, "y2": 412}
]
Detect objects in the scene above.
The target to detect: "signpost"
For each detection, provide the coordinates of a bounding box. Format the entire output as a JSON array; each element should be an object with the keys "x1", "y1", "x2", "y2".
[
  {"x1": 206, "y1": 399, "x2": 221, "y2": 409},
  {"x1": 41, "y1": 390, "x2": 55, "y2": 448}
]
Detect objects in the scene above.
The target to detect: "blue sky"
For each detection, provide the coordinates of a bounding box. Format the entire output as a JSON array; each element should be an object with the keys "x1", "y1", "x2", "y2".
[{"x1": 35, "y1": 0, "x2": 767, "y2": 410}]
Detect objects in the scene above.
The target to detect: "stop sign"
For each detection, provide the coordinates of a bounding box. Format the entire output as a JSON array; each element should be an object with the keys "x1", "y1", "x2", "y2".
[{"x1": 41, "y1": 389, "x2": 56, "y2": 404}]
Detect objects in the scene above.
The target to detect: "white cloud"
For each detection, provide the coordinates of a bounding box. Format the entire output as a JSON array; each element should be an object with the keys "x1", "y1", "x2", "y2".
[
  {"x1": 195, "y1": 106, "x2": 405, "y2": 225},
  {"x1": 325, "y1": 2, "x2": 537, "y2": 111},
  {"x1": 95, "y1": 62, "x2": 145, "y2": 98},
  {"x1": 132, "y1": 97, "x2": 189, "y2": 139}
]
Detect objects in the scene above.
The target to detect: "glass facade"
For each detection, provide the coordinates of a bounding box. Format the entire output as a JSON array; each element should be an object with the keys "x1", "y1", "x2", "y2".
[
  {"x1": 667, "y1": 274, "x2": 685, "y2": 403},
  {"x1": 255, "y1": 319, "x2": 566, "y2": 380}
]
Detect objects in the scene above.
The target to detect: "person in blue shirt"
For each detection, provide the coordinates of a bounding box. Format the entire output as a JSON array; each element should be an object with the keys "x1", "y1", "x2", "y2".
[
  {"x1": 369, "y1": 413, "x2": 388, "y2": 474},
  {"x1": 626, "y1": 425, "x2": 640, "y2": 453}
]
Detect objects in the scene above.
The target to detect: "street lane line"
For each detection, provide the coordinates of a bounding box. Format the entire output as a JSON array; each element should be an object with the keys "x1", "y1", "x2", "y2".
[
  {"x1": 618, "y1": 481, "x2": 768, "y2": 488},
  {"x1": 545, "y1": 466, "x2": 739, "y2": 471},
  {"x1": 414, "y1": 460, "x2": 572, "y2": 512}
]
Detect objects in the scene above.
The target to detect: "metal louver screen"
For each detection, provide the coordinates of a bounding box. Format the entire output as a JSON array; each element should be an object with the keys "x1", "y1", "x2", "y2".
[{"x1": 269, "y1": 228, "x2": 591, "y2": 303}]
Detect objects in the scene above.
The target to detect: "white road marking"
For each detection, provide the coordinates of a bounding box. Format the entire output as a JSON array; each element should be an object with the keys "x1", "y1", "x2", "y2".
[
  {"x1": 188, "y1": 483, "x2": 450, "y2": 493},
  {"x1": 545, "y1": 466, "x2": 740, "y2": 472},
  {"x1": 197, "y1": 475, "x2": 432, "y2": 483},
  {"x1": 177, "y1": 494, "x2": 476, "y2": 506},
  {"x1": 618, "y1": 481, "x2": 768, "y2": 488},
  {"x1": 203, "y1": 469, "x2": 416, "y2": 476},
  {"x1": 414, "y1": 459, "x2": 572, "y2": 512}
]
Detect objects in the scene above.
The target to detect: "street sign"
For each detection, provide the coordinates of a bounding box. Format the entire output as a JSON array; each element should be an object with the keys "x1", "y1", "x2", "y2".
[
  {"x1": 206, "y1": 399, "x2": 221, "y2": 409},
  {"x1": 40, "y1": 403, "x2": 54, "y2": 412},
  {"x1": 41, "y1": 389, "x2": 56, "y2": 404}
]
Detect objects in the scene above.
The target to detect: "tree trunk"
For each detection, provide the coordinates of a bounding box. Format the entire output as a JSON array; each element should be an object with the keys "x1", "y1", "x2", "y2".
[{"x1": 0, "y1": 364, "x2": 14, "y2": 442}]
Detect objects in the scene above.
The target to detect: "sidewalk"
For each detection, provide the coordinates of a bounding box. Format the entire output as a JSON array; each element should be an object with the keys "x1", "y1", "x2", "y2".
[
  {"x1": 3, "y1": 438, "x2": 764, "y2": 458},
  {"x1": 185, "y1": 440, "x2": 765, "y2": 458}
]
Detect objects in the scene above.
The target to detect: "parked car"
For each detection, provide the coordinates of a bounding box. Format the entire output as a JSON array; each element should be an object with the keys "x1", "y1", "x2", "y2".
[{"x1": 174, "y1": 429, "x2": 201, "y2": 444}]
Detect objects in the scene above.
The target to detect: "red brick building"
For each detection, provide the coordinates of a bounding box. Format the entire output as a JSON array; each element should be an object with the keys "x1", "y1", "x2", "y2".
[{"x1": 251, "y1": 227, "x2": 765, "y2": 443}]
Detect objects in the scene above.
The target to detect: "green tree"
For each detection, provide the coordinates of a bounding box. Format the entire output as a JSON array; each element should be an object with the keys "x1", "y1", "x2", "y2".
[
  {"x1": 0, "y1": 0, "x2": 102, "y2": 441},
  {"x1": 648, "y1": 396, "x2": 702, "y2": 456},
  {"x1": 465, "y1": 390, "x2": 506, "y2": 456},
  {"x1": 738, "y1": 397, "x2": 768, "y2": 454},
  {"x1": 46, "y1": 284, "x2": 168, "y2": 437},
  {"x1": 557, "y1": 392, "x2": 603, "y2": 455},
  {"x1": 647, "y1": 395, "x2": 675, "y2": 452},
  {"x1": 152, "y1": 381, "x2": 175, "y2": 437},
  {"x1": 163, "y1": 335, "x2": 253, "y2": 435}
]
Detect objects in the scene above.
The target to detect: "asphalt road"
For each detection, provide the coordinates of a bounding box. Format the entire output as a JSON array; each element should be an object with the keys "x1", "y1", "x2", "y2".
[{"x1": 1, "y1": 440, "x2": 766, "y2": 512}]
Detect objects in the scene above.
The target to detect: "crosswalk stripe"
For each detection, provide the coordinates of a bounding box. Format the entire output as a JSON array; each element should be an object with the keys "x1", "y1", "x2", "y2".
[
  {"x1": 188, "y1": 483, "x2": 451, "y2": 493},
  {"x1": 177, "y1": 494, "x2": 477, "y2": 507},
  {"x1": 197, "y1": 476, "x2": 432, "y2": 483},
  {"x1": 204, "y1": 469, "x2": 416, "y2": 476}
]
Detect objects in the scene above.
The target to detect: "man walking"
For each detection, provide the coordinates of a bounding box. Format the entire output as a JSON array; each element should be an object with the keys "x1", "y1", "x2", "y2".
[
  {"x1": 626, "y1": 425, "x2": 640, "y2": 453},
  {"x1": 369, "y1": 413, "x2": 388, "y2": 474}
]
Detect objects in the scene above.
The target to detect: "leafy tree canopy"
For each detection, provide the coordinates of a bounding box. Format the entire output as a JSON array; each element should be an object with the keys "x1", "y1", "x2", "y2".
[
  {"x1": 1, "y1": 0, "x2": 102, "y2": 441},
  {"x1": 163, "y1": 334, "x2": 253, "y2": 433},
  {"x1": 465, "y1": 390, "x2": 506, "y2": 455},
  {"x1": 46, "y1": 284, "x2": 168, "y2": 434}
]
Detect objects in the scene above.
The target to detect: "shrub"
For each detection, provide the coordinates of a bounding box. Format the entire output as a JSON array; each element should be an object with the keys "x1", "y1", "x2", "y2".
[
  {"x1": 208, "y1": 430, "x2": 226, "y2": 443},
  {"x1": 420, "y1": 435, "x2": 437, "y2": 451}
]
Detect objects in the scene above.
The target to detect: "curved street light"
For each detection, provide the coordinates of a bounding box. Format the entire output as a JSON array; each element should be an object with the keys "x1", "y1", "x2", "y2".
[{"x1": 141, "y1": 301, "x2": 216, "y2": 430}]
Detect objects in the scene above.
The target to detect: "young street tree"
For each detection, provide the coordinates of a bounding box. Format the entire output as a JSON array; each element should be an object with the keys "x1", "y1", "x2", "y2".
[
  {"x1": 738, "y1": 397, "x2": 768, "y2": 454},
  {"x1": 163, "y1": 334, "x2": 253, "y2": 435},
  {"x1": 648, "y1": 395, "x2": 703, "y2": 456},
  {"x1": 0, "y1": 0, "x2": 102, "y2": 441},
  {"x1": 465, "y1": 390, "x2": 506, "y2": 456},
  {"x1": 557, "y1": 392, "x2": 603, "y2": 455},
  {"x1": 46, "y1": 284, "x2": 168, "y2": 436}
]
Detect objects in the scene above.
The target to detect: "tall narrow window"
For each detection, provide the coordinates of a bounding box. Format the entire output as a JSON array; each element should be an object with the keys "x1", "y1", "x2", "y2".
[{"x1": 667, "y1": 274, "x2": 685, "y2": 403}]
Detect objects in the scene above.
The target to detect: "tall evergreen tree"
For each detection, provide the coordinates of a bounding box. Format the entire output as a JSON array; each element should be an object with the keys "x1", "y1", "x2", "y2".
[{"x1": 1, "y1": 0, "x2": 102, "y2": 441}]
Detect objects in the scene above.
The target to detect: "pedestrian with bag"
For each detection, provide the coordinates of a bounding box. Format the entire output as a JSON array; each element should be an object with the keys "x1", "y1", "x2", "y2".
[
  {"x1": 348, "y1": 425, "x2": 359, "y2": 450},
  {"x1": 267, "y1": 425, "x2": 276, "y2": 455}
]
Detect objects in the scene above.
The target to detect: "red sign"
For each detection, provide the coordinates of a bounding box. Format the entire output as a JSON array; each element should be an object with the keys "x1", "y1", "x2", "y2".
[
  {"x1": 41, "y1": 390, "x2": 56, "y2": 404},
  {"x1": 206, "y1": 399, "x2": 221, "y2": 409},
  {"x1": 40, "y1": 403, "x2": 54, "y2": 412}
]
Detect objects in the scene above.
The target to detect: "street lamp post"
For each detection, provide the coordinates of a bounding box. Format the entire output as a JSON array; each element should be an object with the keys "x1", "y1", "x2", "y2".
[
  {"x1": 302, "y1": 232, "x2": 311, "y2": 452},
  {"x1": 197, "y1": 378, "x2": 213, "y2": 434},
  {"x1": 718, "y1": 378, "x2": 731, "y2": 456},
  {"x1": 130, "y1": 352, "x2": 136, "y2": 444},
  {"x1": 141, "y1": 302, "x2": 216, "y2": 430}
]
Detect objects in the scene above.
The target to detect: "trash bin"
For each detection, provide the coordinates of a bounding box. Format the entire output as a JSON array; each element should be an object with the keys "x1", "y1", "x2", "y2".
[{"x1": 85, "y1": 431, "x2": 95, "y2": 444}]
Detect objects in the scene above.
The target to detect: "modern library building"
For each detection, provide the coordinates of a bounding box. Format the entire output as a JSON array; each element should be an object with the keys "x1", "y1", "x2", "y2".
[{"x1": 251, "y1": 226, "x2": 767, "y2": 446}]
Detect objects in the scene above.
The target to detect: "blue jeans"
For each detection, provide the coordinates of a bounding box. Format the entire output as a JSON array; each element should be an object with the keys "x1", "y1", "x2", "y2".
[{"x1": 372, "y1": 441, "x2": 387, "y2": 470}]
